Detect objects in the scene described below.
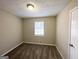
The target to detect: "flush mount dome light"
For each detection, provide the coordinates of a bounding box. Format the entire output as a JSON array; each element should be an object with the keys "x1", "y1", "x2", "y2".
[{"x1": 27, "y1": 4, "x2": 34, "y2": 10}]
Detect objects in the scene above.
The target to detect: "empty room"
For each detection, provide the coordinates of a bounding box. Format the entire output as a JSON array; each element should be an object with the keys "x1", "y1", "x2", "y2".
[{"x1": 0, "y1": 0, "x2": 78, "y2": 59}]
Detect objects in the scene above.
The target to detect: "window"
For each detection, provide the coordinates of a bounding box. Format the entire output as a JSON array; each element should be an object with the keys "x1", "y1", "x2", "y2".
[{"x1": 34, "y1": 21, "x2": 44, "y2": 36}]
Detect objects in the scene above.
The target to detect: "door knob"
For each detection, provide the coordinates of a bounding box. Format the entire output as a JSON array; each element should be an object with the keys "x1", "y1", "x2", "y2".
[{"x1": 69, "y1": 44, "x2": 74, "y2": 47}]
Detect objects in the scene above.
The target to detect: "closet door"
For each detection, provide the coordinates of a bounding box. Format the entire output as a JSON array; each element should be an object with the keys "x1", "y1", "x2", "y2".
[{"x1": 69, "y1": 7, "x2": 78, "y2": 59}]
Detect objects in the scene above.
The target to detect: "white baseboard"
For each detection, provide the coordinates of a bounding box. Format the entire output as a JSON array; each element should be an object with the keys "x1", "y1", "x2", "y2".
[
  {"x1": 24, "y1": 42, "x2": 56, "y2": 46},
  {"x1": 56, "y1": 46, "x2": 64, "y2": 59},
  {"x1": 1, "y1": 41, "x2": 24, "y2": 56}
]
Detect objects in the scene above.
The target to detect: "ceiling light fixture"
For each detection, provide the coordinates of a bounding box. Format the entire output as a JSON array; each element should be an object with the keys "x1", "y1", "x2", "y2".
[{"x1": 27, "y1": 4, "x2": 34, "y2": 10}]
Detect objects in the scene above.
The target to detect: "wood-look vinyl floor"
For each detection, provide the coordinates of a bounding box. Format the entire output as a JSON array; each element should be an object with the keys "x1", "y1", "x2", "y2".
[{"x1": 5, "y1": 43, "x2": 62, "y2": 59}]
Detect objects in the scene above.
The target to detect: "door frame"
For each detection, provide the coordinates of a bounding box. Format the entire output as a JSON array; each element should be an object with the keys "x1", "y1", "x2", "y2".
[{"x1": 69, "y1": 7, "x2": 78, "y2": 59}]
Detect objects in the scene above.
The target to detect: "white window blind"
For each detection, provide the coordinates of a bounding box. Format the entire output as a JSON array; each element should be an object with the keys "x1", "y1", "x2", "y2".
[{"x1": 34, "y1": 21, "x2": 44, "y2": 36}]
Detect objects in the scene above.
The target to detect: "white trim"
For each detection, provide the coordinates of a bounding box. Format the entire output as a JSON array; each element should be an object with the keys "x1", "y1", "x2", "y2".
[
  {"x1": 24, "y1": 42, "x2": 56, "y2": 46},
  {"x1": 56, "y1": 46, "x2": 64, "y2": 59},
  {"x1": 1, "y1": 41, "x2": 24, "y2": 56},
  {"x1": 70, "y1": 7, "x2": 78, "y2": 13}
]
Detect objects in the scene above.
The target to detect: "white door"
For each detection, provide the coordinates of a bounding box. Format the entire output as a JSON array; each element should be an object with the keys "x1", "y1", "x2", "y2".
[{"x1": 69, "y1": 7, "x2": 78, "y2": 59}]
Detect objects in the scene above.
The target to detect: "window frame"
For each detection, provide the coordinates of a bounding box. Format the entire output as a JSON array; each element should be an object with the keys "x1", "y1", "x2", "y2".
[{"x1": 34, "y1": 21, "x2": 44, "y2": 36}]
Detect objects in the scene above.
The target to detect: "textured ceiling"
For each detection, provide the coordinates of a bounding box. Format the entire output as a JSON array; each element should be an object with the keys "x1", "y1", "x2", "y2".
[{"x1": 0, "y1": 0, "x2": 70, "y2": 18}]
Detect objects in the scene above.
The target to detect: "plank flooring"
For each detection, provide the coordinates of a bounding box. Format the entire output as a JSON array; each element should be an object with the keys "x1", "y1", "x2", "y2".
[{"x1": 5, "y1": 43, "x2": 62, "y2": 59}]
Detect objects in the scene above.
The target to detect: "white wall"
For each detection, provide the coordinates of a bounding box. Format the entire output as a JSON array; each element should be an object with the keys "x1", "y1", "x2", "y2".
[
  {"x1": 0, "y1": 10, "x2": 23, "y2": 55},
  {"x1": 23, "y1": 17, "x2": 56, "y2": 45},
  {"x1": 56, "y1": 0, "x2": 78, "y2": 59}
]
